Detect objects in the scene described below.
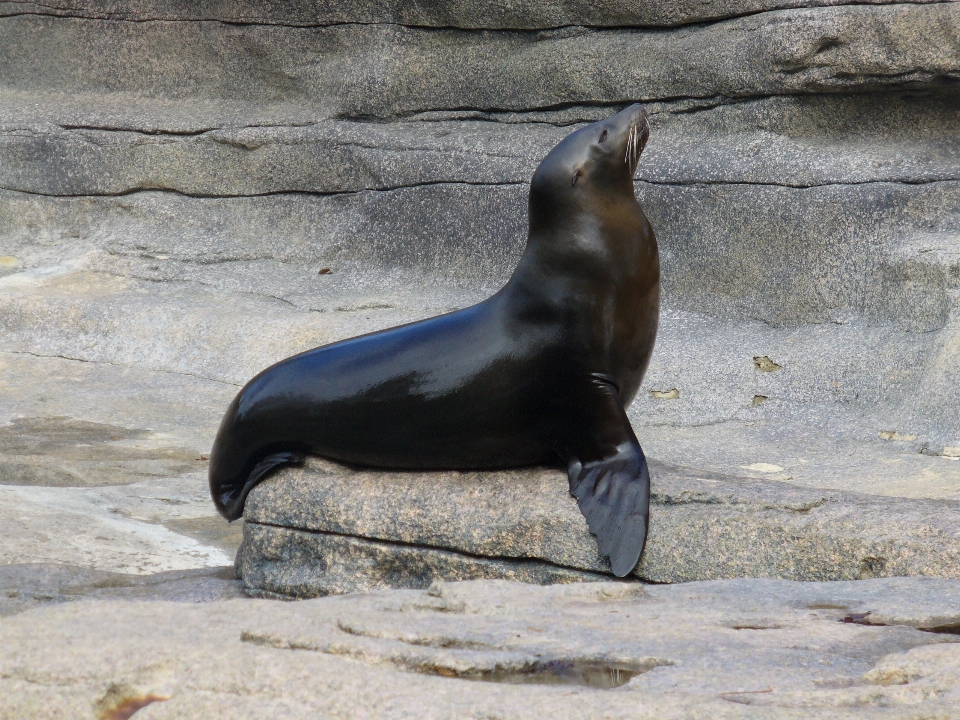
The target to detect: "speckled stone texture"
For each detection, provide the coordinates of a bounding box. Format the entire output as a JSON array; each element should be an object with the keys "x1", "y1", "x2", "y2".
[
  {"x1": 1, "y1": 0, "x2": 949, "y2": 27},
  {"x1": 237, "y1": 525, "x2": 611, "y2": 599},
  {"x1": 237, "y1": 458, "x2": 960, "y2": 597}
]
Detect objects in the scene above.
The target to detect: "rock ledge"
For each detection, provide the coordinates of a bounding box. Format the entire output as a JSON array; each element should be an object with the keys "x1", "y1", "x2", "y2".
[{"x1": 238, "y1": 457, "x2": 960, "y2": 598}]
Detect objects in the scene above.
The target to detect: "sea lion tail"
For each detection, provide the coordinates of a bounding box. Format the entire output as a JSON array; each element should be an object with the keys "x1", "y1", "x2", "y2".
[{"x1": 568, "y1": 442, "x2": 650, "y2": 577}]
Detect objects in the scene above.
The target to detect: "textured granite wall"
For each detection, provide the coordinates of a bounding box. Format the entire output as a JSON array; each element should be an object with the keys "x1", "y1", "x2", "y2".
[{"x1": 1, "y1": 0, "x2": 958, "y2": 445}]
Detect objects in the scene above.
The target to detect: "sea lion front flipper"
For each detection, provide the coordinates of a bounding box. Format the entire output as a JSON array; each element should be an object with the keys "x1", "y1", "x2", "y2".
[
  {"x1": 568, "y1": 443, "x2": 649, "y2": 577},
  {"x1": 566, "y1": 374, "x2": 650, "y2": 577}
]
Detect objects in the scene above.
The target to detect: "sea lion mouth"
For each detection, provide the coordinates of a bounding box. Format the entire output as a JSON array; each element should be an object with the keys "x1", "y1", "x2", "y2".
[{"x1": 624, "y1": 108, "x2": 650, "y2": 176}]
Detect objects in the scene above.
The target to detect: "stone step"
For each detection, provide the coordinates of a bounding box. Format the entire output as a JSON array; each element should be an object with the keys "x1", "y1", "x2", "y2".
[
  {"x1": 238, "y1": 457, "x2": 960, "y2": 597},
  {"x1": 1, "y1": 5, "x2": 957, "y2": 122},
  {"x1": 0, "y1": 185, "x2": 530, "y2": 284}
]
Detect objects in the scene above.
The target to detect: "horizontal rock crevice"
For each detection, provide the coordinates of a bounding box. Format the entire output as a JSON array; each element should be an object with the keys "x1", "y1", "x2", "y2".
[
  {"x1": 0, "y1": 181, "x2": 526, "y2": 199},
  {"x1": 244, "y1": 519, "x2": 614, "y2": 576},
  {"x1": 5, "y1": 92, "x2": 956, "y2": 196},
  {"x1": 3, "y1": 5, "x2": 957, "y2": 118},
  {"x1": 3, "y1": 176, "x2": 958, "y2": 200},
  {"x1": 0, "y1": 0, "x2": 953, "y2": 29}
]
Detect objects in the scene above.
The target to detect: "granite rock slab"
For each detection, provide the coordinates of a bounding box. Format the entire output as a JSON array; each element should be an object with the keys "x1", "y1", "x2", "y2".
[
  {"x1": 237, "y1": 525, "x2": 611, "y2": 600},
  {"x1": 239, "y1": 457, "x2": 960, "y2": 597}
]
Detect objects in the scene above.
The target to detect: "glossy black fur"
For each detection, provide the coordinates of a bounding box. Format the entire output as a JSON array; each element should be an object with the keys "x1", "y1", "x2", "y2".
[{"x1": 209, "y1": 104, "x2": 659, "y2": 576}]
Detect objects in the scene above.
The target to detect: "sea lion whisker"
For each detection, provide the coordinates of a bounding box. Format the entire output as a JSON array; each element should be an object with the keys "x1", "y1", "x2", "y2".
[{"x1": 639, "y1": 115, "x2": 651, "y2": 159}]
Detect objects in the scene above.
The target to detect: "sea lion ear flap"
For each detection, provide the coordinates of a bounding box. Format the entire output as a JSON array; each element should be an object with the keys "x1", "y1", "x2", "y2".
[{"x1": 572, "y1": 169, "x2": 584, "y2": 186}]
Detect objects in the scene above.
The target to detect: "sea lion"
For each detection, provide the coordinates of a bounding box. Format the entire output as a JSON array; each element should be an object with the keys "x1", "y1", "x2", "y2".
[{"x1": 209, "y1": 104, "x2": 658, "y2": 577}]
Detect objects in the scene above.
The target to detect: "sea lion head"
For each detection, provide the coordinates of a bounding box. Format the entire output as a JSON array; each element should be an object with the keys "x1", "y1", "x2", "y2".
[{"x1": 529, "y1": 104, "x2": 650, "y2": 230}]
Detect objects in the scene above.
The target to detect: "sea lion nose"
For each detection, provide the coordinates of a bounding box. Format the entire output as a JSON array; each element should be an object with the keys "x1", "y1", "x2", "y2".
[{"x1": 613, "y1": 103, "x2": 648, "y2": 128}]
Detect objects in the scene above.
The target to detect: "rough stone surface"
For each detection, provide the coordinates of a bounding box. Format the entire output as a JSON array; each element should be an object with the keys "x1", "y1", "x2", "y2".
[
  {"x1": 642, "y1": 180, "x2": 960, "y2": 332},
  {"x1": 2, "y1": 6, "x2": 958, "y2": 120},
  {"x1": 3, "y1": 578, "x2": 960, "y2": 718},
  {"x1": 239, "y1": 457, "x2": 960, "y2": 597},
  {"x1": 244, "y1": 459, "x2": 606, "y2": 570},
  {"x1": 5, "y1": 95, "x2": 959, "y2": 196},
  {"x1": 0, "y1": 5, "x2": 958, "y2": 713},
  {"x1": 238, "y1": 525, "x2": 610, "y2": 599}
]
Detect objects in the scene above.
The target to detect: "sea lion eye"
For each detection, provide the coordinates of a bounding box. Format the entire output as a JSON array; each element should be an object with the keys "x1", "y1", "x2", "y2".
[
  {"x1": 598, "y1": 130, "x2": 608, "y2": 143},
  {"x1": 572, "y1": 169, "x2": 584, "y2": 186}
]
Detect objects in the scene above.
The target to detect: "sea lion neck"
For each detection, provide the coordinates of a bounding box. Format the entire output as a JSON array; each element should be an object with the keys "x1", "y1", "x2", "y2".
[{"x1": 525, "y1": 180, "x2": 646, "y2": 260}]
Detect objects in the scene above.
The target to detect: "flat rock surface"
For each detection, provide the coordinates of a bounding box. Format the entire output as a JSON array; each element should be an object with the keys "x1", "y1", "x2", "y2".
[
  {"x1": 0, "y1": 563, "x2": 242, "y2": 617},
  {"x1": 0, "y1": 350, "x2": 239, "y2": 574},
  {"x1": 3, "y1": 578, "x2": 960, "y2": 718}
]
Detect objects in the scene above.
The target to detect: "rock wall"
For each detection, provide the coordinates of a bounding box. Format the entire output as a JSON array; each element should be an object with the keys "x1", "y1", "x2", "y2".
[{"x1": 1, "y1": 0, "x2": 958, "y2": 449}]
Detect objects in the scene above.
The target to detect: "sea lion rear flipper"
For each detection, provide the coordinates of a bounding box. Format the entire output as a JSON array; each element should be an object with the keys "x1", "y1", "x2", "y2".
[
  {"x1": 566, "y1": 374, "x2": 650, "y2": 578},
  {"x1": 213, "y1": 450, "x2": 306, "y2": 522}
]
